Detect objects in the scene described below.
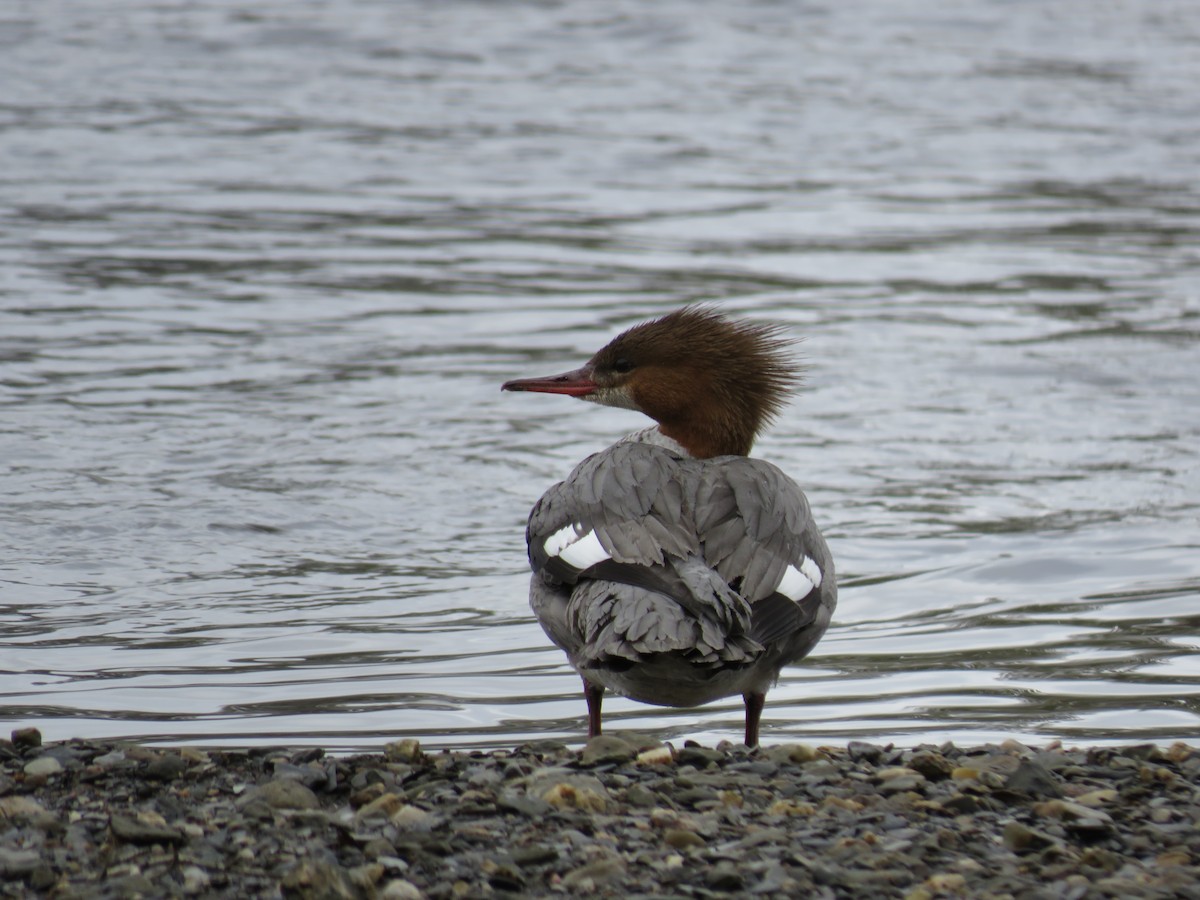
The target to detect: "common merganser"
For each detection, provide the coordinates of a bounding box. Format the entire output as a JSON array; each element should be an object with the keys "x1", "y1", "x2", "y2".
[{"x1": 502, "y1": 306, "x2": 836, "y2": 746}]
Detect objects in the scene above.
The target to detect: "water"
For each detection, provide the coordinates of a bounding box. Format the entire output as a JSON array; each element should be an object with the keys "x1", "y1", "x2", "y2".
[{"x1": 2, "y1": 0, "x2": 1198, "y2": 751}]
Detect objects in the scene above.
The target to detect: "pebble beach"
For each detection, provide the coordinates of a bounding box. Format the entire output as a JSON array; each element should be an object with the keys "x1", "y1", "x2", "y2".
[{"x1": 3, "y1": 729, "x2": 1199, "y2": 899}]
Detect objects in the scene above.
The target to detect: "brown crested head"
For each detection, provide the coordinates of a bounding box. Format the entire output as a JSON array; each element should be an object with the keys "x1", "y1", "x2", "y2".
[
  {"x1": 503, "y1": 306, "x2": 801, "y2": 458},
  {"x1": 588, "y1": 306, "x2": 800, "y2": 457}
]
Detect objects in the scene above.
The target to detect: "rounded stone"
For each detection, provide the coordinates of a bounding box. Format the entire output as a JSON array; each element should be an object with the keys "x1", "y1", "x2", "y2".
[
  {"x1": 11, "y1": 727, "x2": 42, "y2": 750},
  {"x1": 250, "y1": 778, "x2": 321, "y2": 810},
  {"x1": 379, "y1": 879, "x2": 424, "y2": 899},
  {"x1": 23, "y1": 757, "x2": 63, "y2": 777},
  {"x1": 384, "y1": 740, "x2": 423, "y2": 764},
  {"x1": 579, "y1": 734, "x2": 637, "y2": 766},
  {"x1": 664, "y1": 828, "x2": 706, "y2": 849}
]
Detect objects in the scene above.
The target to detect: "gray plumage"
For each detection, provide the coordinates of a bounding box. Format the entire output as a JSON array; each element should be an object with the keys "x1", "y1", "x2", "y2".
[{"x1": 525, "y1": 428, "x2": 836, "y2": 711}]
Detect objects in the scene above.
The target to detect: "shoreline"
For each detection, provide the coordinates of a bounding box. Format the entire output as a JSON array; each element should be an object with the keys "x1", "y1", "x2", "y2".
[{"x1": 3, "y1": 729, "x2": 1198, "y2": 898}]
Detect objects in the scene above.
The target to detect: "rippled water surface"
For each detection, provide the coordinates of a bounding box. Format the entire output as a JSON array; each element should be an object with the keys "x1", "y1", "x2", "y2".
[{"x1": 3, "y1": 0, "x2": 1199, "y2": 751}]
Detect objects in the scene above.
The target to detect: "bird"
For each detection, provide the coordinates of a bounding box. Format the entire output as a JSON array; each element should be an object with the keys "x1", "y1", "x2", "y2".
[{"x1": 501, "y1": 306, "x2": 836, "y2": 746}]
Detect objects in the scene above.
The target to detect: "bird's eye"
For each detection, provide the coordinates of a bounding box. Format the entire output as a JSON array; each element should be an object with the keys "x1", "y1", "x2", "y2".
[{"x1": 612, "y1": 357, "x2": 634, "y2": 374}]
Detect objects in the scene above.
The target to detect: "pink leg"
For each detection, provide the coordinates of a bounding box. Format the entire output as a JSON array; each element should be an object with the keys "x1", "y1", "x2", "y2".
[
  {"x1": 583, "y1": 678, "x2": 604, "y2": 737},
  {"x1": 743, "y1": 691, "x2": 765, "y2": 747}
]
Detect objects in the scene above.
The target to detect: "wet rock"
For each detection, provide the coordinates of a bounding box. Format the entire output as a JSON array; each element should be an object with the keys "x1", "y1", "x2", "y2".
[
  {"x1": 182, "y1": 865, "x2": 211, "y2": 893},
  {"x1": 579, "y1": 734, "x2": 638, "y2": 766},
  {"x1": 1034, "y1": 798, "x2": 1114, "y2": 824},
  {"x1": 848, "y1": 741, "x2": 887, "y2": 763},
  {"x1": 674, "y1": 786, "x2": 719, "y2": 808},
  {"x1": 349, "y1": 862, "x2": 386, "y2": 891},
  {"x1": 562, "y1": 856, "x2": 626, "y2": 890},
  {"x1": 385, "y1": 739, "x2": 423, "y2": 764},
  {"x1": 1074, "y1": 788, "x2": 1117, "y2": 807},
  {"x1": 636, "y1": 745, "x2": 674, "y2": 765},
  {"x1": 496, "y1": 787, "x2": 550, "y2": 817},
  {"x1": 677, "y1": 745, "x2": 724, "y2": 768},
  {"x1": 94, "y1": 749, "x2": 132, "y2": 768},
  {"x1": 1121, "y1": 743, "x2": 1162, "y2": 762},
  {"x1": 280, "y1": 859, "x2": 357, "y2": 899},
  {"x1": 1002, "y1": 820, "x2": 1057, "y2": 854},
  {"x1": 664, "y1": 828, "x2": 706, "y2": 849},
  {"x1": 542, "y1": 780, "x2": 607, "y2": 811},
  {"x1": 378, "y1": 880, "x2": 423, "y2": 899},
  {"x1": 908, "y1": 750, "x2": 954, "y2": 781},
  {"x1": 362, "y1": 836, "x2": 398, "y2": 860},
  {"x1": 246, "y1": 778, "x2": 321, "y2": 811},
  {"x1": 762, "y1": 743, "x2": 820, "y2": 764},
  {"x1": 914, "y1": 872, "x2": 969, "y2": 897},
  {"x1": 11, "y1": 727, "x2": 42, "y2": 750},
  {"x1": 1166, "y1": 742, "x2": 1192, "y2": 763},
  {"x1": 622, "y1": 783, "x2": 660, "y2": 808},
  {"x1": 1005, "y1": 758, "x2": 1062, "y2": 798},
  {"x1": 23, "y1": 756, "x2": 63, "y2": 777},
  {"x1": 482, "y1": 858, "x2": 525, "y2": 891},
  {"x1": 390, "y1": 804, "x2": 437, "y2": 832},
  {"x1": 357, "y1": 790, "x2": 405, "y2": 819},
  {"x1": 106, "y1": 872, "x2": 158, "y2": 897},
  {"x1": 0, "y1": 847, "x2": 40, "y2": 877},
  {"x1": 141, "y1": 752, "x2": 188, "y2": 782},
  {"x1": 527, "y1": 771, "x2": 610, "y2": 812},
  {"x1": 706, "y1": 861, "x2": 744, "y2": 891},
  {"x1": 0, "y1": 795, "x2": 58, "y2": 833},
  {"x1": 768, "y1": 798, "x2": 816, "y2": 815},
  {"x1": 1034, "y1": 799, "x2": 1115, "y2": 837},
  {"x1": 38, "y1": 744, "x2": 88, "y2": 769},
  {"x1": 876, "y1": 767, "x2": 927, "y2": 794},
  {"x1": 519, "y1": 739, "x2": 571, "y2": 758},
  {"x1": 511, "y1": 844, "x2": 558, "y2": 866},
  {"x1": 110, "y1": 812, "x2": 187, "y2": 846},
  {"x1": 940, "y1": 793, "x2": 980, "y2": 814}
]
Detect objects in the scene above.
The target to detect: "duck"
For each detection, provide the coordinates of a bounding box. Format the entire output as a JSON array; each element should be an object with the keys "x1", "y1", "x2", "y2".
[{"x1": 502, "y1": 306, "x2": 836, "y2": 746}]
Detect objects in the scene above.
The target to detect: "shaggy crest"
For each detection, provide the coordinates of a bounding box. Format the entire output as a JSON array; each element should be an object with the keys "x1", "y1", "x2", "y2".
[{"x1": 587, "y1": 306, "x2": 802, "y2": 457}]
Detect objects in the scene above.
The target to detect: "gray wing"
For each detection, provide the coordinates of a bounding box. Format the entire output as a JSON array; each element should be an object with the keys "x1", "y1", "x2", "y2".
[
  {"x1": 525, "y1": 443, "x2": 832, "y2": 675},
  {"x1": 695, "y1": 458, "x2": 836, "y2": 648},
  {"x1": 526, "y1": 442, "x2": 752, "y2": 658},
  {"x1": 528, "y1": 441, "x2": 696, "y2": 577}
]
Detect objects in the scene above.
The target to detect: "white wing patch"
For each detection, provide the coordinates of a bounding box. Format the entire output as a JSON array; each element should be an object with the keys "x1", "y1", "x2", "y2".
[
  {"x1": 544, "y1": 523, "x2": 581, "y2": 559},
  {"x1": 544, "y1": 523, "x2": 612, "y2": 571},
  {"x1": 776, "y1": 556, "x2": 823, "y2": 601},
  {"x1": 799, "y1": 555, "x2": 823, "y2": 589}
]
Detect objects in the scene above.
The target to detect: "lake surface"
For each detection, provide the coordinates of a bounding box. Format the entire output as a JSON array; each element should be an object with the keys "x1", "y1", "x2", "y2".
[{"x1": 2, "y1": 0, "x2": 1199, "y2": 752}]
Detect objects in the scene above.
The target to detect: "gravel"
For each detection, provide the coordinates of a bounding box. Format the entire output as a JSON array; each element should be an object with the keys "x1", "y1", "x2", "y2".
[{"x1": 3, "y1": 729, "x2": 1200, "y2": 898}]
